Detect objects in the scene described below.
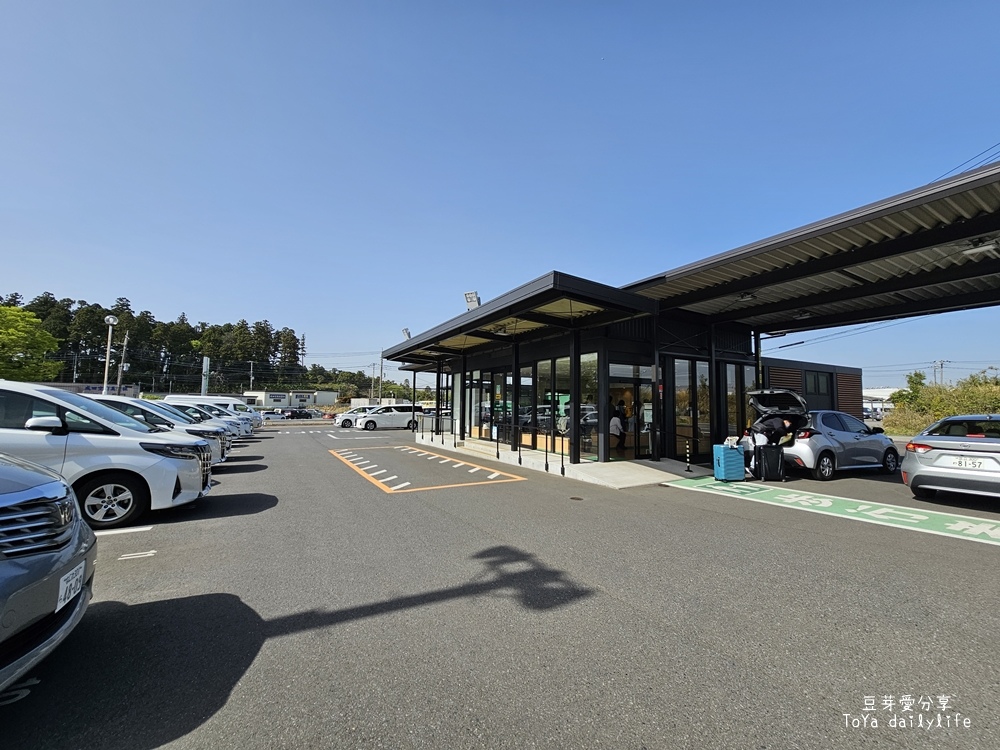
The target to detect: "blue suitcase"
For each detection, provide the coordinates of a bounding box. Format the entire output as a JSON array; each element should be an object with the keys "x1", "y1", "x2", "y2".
[{"x1": 713, "y1": 444, "x2": 745, "y2": 482}]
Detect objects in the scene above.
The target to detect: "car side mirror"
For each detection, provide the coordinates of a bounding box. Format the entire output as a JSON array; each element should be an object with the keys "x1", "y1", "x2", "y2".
[{"x1": 25, "y1": 415, "x2": 67, "y2": 435}]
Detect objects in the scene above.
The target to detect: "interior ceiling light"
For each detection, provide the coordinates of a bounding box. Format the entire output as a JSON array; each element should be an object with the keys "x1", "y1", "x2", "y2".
[
  {"x1": 792, "y1": 310, "x2": 814, "y2": 320},
  {"x1": 963, "y1": 239, "x2": 1000, "y2": 258},
  {"x1": 738, "y1": 291, "x2": 757, "y2": 301}
]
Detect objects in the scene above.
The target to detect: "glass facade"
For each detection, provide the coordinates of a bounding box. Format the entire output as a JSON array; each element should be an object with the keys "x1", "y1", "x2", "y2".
[{"x1": 452, "y1": 344, "x2": 760, "y2": 464}]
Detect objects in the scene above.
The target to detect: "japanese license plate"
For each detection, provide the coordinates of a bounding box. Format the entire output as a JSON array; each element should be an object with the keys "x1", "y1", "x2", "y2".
[
  {"x1": 952, "y1": 456, "x2": 985, "y2": 470},
  {"x1": 56, "y1": 562, "x2": 85, "y2": 613}
]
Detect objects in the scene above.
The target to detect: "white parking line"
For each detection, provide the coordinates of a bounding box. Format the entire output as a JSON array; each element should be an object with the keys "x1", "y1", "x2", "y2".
[
  {"x1": 349, "y1": 457, "x2": 367, "y2": 463},
  {"x1": 363, "y1": 465, "x2": 379, "y2": 471},
  {"x1": 389, "y1": 482, "x2": 411, "y2": 490},
  {"x1": 488, "y1": 472, "x2": 500, "y2": 479},
  {"x1": 369, "y1": 469, "x2": 386, "y2": 476},
  {"x1": 118, "y1": 551, "x2": 157, "y2": 560},
  {"x1": 452, "y1": 463, "x2": 465, "y2": 469},
  {"x1": 382, "y1": 475, "x2": 398, "y2": 483},
  {"x1": 94, "y1": 526, "x2": 153, "y2": 536},
  {"x1": 468, "y1": 467, "x2": 481, "y2": 473}
]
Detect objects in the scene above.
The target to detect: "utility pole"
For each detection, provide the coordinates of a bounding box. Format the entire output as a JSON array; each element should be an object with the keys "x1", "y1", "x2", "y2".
[
  {"x1": 115, "y1": 330, "x2": 130, "y2": 394},
  {"x1": 370, "y1": 362, "x2": 377, "y2": 403},
  {"x1": 378, "y1": 356, "x2": 384, "y2": 402},
  {"x1": 249, "y1": 361, "x2": 255, "y2": 390}
]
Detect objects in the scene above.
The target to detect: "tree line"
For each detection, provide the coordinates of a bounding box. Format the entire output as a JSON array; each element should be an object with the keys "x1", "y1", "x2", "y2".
[
  {"x1": 885, "y1": 369, "x2": 1000, "y2": 435},
  {"x1": 1, "y1": 292, "x2": 418, "y2": 400}
]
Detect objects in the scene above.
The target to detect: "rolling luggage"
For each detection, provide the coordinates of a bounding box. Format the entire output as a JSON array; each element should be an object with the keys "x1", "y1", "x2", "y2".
[
  {"x1": 753, "y1": 444, "x2": 785, "y2": 482},
  {"x1": 713, "y1": 444, "x2": 745, "y2": 482}
]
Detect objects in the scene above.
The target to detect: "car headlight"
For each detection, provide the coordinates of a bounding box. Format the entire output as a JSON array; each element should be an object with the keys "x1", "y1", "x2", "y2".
[
  {"x1": 141, "y1": 442, "x2": 202, "y2": 460},
  {"x1": 187, "y1": 428, "x2": 223, "y2": 439}
]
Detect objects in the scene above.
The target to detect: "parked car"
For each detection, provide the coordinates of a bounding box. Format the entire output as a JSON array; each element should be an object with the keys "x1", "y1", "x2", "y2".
[
  {"x1": 158, "y1": 402, "x2": 243, "y2": 439},
  {"x1": 334, "y1": 406, "x2": 376, "y2": 428},
  {"x1": 355, "y1": 405, "x2": 423, "y2": 431},
  {"x1": 163, "y1": 396, "x2": 262, "y2": 428},
  {"x1": 88, "y1": 395, "x2": 230, "y2": 465},
  {"x1": 0, "y1": 382, "x2": 212, "y2": 529},
  {"x1": 901, "y1": 415, "x2": 1000, "y2": 500},
  {"x1": 0, "y1": 452, "x2": 98, "y2": 692},
  {"x1": 278, "y1": 408, "x2": 313, "y2": 420},
  {"x1": 740, "y1": 389, "x2": 899, "y2": 481},
  {"x1": 260, "y1": 410, "x2": 287, "y2": 421}
]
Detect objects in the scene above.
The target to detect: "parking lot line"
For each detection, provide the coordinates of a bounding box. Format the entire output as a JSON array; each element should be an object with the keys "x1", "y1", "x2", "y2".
[
  {"x1": 94, "y1": 526, "x2": 153, "y2": 536},
  {"x1": 668, "y1": 476, "x2": 1000, "y2": 546},
  {"x1": 329, "y1": 447, "x2": 526, "y2": 494}
]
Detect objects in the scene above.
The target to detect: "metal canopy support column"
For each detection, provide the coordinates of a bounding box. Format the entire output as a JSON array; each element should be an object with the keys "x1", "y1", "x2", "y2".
[
  {"x1": 459, "y1": 354, "x2": 467, "y2": 441},
  {"x1": 709, "y1": 323, "x2": 719, "y2": 447},
  {"x1": 569, "y1": 329, "x2": 580, "y2": 464},
  {"x1": 510, "y1": 340, "x2": 520, "y2": 452},
  {"x1": 435, "y1": 363, "x2": 442, "y2": 435},
  {"x1": 597, "y1": 346, "x2": 609, "y2": 462},
  {"x1": 650, "y1": 317, "x2": 661, "y2": 461}
]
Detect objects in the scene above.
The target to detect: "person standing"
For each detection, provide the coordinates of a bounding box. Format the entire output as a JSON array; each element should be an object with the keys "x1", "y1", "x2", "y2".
[{"x1": 610, "y1": 411, "x2": 626, "y2": 452}]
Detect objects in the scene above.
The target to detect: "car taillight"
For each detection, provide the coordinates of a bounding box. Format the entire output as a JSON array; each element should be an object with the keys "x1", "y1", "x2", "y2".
[
  {"x1": 796, "y1": 429, "x2": 818, "y2": 439},
  {"x1": 906, "y1": 442, "x2": 933, "y2": 454}
]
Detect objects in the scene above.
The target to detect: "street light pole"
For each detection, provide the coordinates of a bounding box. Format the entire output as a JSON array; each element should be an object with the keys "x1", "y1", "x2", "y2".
[{"x1": 101, "y1": 315, "x2": 119, "y2": 395}]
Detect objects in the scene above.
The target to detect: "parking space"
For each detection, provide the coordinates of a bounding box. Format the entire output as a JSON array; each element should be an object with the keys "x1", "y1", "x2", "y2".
[
  {"x1": 329, "y1": 445, "x2": 526, "y2": 493},
  {"x1": 666, "y1": 474, "x2": 1000, "y2": 546}
]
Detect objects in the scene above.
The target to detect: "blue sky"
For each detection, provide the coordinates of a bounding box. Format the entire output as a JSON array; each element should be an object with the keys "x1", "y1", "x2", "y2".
[{"x1": 3, "y1": 1, "x2": 999, "y2": 389}]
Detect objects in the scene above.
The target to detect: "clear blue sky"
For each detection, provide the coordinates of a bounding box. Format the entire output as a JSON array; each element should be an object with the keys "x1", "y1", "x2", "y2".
[{"x1": 3, "y1": 0, "x2": 999, "y2": 389}]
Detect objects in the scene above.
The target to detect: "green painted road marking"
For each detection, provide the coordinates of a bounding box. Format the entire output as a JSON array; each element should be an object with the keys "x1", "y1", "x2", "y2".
[{"x1": 667, "y1": 476, "x2": 1000, "y2": 547}]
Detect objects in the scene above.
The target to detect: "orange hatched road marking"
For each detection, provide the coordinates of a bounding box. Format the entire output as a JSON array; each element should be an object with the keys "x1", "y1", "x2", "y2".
[{"x1": 328, "y1": 446, "x2": 526, "y2": 493}]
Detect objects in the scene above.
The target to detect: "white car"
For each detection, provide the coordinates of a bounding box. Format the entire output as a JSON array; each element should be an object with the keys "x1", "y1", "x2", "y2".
[
  {"x1": 0, "y1": 381, "x2": 212, "y2": 529},
  {"x1": 155, "y1": 401, "x2": 243, "y2": 439},
  {"x1": 333, "y1": 406, "x2": 376, "y2": 428},
  {"x1": 260, "y1": 410, "x2": 287, "y2": 421},
  {"x1": 355, "y1": 405, "x2": 422, "y2": 431},
  {"x1": 88, "y1": 395, "x2": 230, "y2": 465}
]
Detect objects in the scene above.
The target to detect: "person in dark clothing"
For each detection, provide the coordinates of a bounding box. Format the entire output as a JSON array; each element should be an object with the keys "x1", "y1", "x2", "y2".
[{"x1": 754, "y1": 416, "x2": 793, "y2": 445}]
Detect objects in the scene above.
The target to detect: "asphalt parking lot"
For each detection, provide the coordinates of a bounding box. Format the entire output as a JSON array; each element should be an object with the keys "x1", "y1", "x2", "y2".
[{"x1": 2, "y1": 424, "x2": 997, "y2": 750}]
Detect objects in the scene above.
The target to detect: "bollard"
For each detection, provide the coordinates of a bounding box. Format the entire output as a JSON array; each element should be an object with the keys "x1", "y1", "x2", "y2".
[{"x1": 685, "y1": 440, "x2": 692, "y2": 472}]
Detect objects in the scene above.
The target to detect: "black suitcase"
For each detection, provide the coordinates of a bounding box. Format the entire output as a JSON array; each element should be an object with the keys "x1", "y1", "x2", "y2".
[{"x1": 754, "y1": 444, "x2": 785, "y2": 482}]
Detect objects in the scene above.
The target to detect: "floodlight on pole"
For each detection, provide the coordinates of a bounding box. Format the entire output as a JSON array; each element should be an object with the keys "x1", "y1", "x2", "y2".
[
  {"x1": 402, "y1": 328, "x2": 411, "y2": 340},
  {"x1": 101, "y1": 315, "x2": 119, "y2": 394},
  {"x1": 464, "y1": 291, "x2": 480, "y2": 311}
]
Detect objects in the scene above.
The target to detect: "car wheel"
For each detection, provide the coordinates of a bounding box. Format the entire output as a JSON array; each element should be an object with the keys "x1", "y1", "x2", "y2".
[
  {"x1": 912, "y1": 486, "x2": 937, "y2": 499},
  {"x1": 407, "y1": 420, "x2": 417, "y2": 430},
  {"x1": 880, "y1": 448, "x2": 900, "y2": 474},
  {"x1": 74, "y1": 472, "x2": 150, "y2": 529},
  {"x1": 811, "y1": 452, "x2": 836, "y2": 481},
  {"x1": 342, "y1": 419, "x2": 352, "y2": 428},
  {"x1": 364, "y1": 421, "x2": 376, "y2": 431}
]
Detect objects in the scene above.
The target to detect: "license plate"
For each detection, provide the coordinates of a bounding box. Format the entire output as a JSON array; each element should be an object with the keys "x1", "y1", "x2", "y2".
[
  {"x1": 952, "y1": 456, "x2": 986, "y2": 470},
  {"x1": 56, "y1": 562, "x2": 85, "y2": 613}
]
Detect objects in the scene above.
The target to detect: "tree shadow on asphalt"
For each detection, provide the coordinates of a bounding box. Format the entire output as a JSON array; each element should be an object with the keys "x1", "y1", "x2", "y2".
[{"x1": 1, "y1": 546, "x2": 594, "y2": 750}]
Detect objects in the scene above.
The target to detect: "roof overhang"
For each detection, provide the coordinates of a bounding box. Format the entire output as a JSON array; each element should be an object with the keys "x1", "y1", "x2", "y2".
[
  {"x1": 384, "y1": 271, "x2": 658, "y2": 365},
  {"x1": 625, "y1": 161, "x2": 1000, "y2": 334}
]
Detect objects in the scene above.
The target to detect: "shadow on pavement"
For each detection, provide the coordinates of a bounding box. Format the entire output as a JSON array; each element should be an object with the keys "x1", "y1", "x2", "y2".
[
  {"x1": 218, "y1": 454, "x2": 264, "y2": 462},
  {"x1": 159, "y1": 493, "x2": 279, "y2": 523},
  {"x1": 210, "y1": 463, "x2": 268, "y2": 474},
  {"x1": 0, "y1": 547, "x2": 593, "y2": 749}
]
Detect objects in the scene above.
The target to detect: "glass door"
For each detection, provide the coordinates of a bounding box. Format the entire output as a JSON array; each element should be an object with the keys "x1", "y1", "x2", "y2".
[
  {"x1": 669, "y1": 358, "x2": 711, "y2": 462},
  {"x1": 609, "y1": 364, "x2": 653, "y2": 461}
]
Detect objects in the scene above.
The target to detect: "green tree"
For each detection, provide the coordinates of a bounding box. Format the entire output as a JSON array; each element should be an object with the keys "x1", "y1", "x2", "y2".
[{"x1": 0, "y1": 307, "x2": 62, "y2": 380}]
